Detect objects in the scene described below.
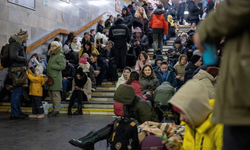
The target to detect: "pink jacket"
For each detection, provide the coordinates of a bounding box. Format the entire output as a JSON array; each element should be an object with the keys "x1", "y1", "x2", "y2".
[{"x1": 135, "y1": 57, "x2": 152, "y2": 71}]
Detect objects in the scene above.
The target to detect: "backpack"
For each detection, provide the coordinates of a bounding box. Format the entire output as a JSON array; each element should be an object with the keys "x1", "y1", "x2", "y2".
[
  {"x1": 0, "y1": 44, "x2": 12, "y2": 68},
  {"x1": 108, "y1": 117, "x2": 140, "y2": 150}
]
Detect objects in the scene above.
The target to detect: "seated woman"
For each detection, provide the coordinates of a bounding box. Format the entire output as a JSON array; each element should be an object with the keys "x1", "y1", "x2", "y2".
[
  {"x1": 174, "y1": 54, "x2": 188, "y2": 89},
  {"x1": 154, "y1": 61, "x2": 177, "y2": 87},
  {"x1": 68, "y1": 68, "x2": 91, "y2": 115},
  {"x1": 135, "y1": 51, "x2": 151, "y2": 72},
  {"x1": 130, "y1": 27, "x2": 149, "y2": 57},
  {"x1": 78, "y1": 41, "x2": 99, "y2": 60},
  {"x1": 115, "y1": 67, "x2": 132, "y2": 90},
  {"x1": 94, "y1": 32, "x2": 108, "y2": 53},
  {"x1": 184, "y1": 55, "x2": 202, "y2": 83},
  {"x1": 139, "y1": 65, "x2": 159, "y2": 102},
  {"x1": 70, "y1": 36, "x2": 81, "y2": 52},
  {"x1": 78, "y1": 57, "x2": 97, "y2": 90}
]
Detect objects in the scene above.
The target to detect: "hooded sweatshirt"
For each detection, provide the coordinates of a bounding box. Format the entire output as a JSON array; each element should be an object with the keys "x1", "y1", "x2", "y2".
[
  {"x1": 169, "y1": 79, "x2": 212, "y2": 128},
  {"x1": 193, "y1": 69, "x2": 217, "y2": 99},
  {"x1": 168, "y1": 79, "x2": 223, "y2": 150},
  {"x1": 114, "y1": 84, "x2": 158, "y2": 124}
]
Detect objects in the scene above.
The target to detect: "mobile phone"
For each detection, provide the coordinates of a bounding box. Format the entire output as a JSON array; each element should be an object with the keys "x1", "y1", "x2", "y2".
[{"x1": 156, "y1": 134, "x2": 177, "y2": 146}]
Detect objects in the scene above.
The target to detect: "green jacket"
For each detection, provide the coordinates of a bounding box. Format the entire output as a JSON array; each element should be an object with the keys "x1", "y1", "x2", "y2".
[
  {"x1": 46, "y1": 46, "x2": 66, "y2": 91},
  {"x1": 114, "y1": 84, "x2": 159, "y2": 124},
  {"x1": 153, "y1": 82, "x2": 175, "y2": 106},
  {"x1": 198, "y1": 0, "x2": 250, "y2": 125}
]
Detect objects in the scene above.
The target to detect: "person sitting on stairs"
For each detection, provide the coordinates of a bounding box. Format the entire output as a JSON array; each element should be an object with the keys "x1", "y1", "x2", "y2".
[
  {"x1": 61, "y1": 62, "x2": 75, "y2": 101},
  {"x1": 69, "y1": 84, "x2": 158, "y2": 149},
  {"x1": 67, "y1": 67, "x2": 92, "y2": 115}
]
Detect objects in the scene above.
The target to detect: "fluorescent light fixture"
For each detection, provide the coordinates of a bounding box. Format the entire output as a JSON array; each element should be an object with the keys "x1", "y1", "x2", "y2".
[
  {"x1": 184, "y1": 11, "x2": 189, "y2": 14},
  {"x1": 88, "y1": 0, "x2": 109, "y2": 6}
]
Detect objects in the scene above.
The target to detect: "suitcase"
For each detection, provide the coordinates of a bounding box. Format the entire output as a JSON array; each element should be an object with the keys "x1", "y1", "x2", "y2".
[{"x1": 141, "y1": 134, "x2": 164, "y2": 150}]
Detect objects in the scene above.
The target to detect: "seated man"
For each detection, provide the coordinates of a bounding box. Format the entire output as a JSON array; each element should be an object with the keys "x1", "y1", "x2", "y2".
[
  {"x1": 69, "y1": 84, "x2": 158, "y2": 149},
  {"x1": 100, "y1": 41, "x2": 117, "y2": 81},
  {"x1": 0, "y1": 74, "x2": 13, "y2": 102},
  {"x1": 61, "y1": 62, "x2": 75, "y2": 101},
  {"x1": 63, "y1": 45, "x2": 78, "y2": 68},
  {"x1": 89, "y1": 53, "x2": 109, "y2": 85},
  {"x1": 165, "y1": 79, "x2": 223, "y2": 150}
]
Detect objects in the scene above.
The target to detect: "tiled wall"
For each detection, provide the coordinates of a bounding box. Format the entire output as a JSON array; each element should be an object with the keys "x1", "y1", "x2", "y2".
[{"x1": 0, "y1": 0, "x2": 129, "y2": 90}]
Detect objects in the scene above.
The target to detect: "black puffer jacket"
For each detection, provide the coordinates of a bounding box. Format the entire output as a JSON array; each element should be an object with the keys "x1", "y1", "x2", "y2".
[
  {"x1": 62, "y1": 62, "x2": 75, "y2": 80},
  {"x1": 133, "y1": 17, "x2": 150, "y2": 34},
  {"x1": 9, "y1": 35, "x2": 27, "y2": 68},
  {"x1": 188, "y1": 1, "x2": 199, "y2": 21},
  {"x1": 65, "y1": 50, "x2": 78, "y2": 67},
  {"x1": 96, "y1": 24, "x2": 104, "y2": 33},
  {"x1": 184, "y1": 62, "x2": 198, "y2": 83},
  {"x1": 164, "y1": 3, "x2": 177, "y2": 21},
  {"x1": 122, "y1": 8, "x2": 134, "y2": 29},
  {"x1": 130, "y1": 34, "x2": 149, "y2": 52}
]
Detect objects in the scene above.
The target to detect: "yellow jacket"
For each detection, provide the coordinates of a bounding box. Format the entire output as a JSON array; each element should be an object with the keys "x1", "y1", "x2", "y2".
[
  {"x1": 181, "y1": 100, "x2": 223, "y2": 150},
  {"x1": 78, "y1": 43, "x2": 99, "y2": 59},
  {"x1": 27, "y1": 69, "x2": 46, "y2": 97}
]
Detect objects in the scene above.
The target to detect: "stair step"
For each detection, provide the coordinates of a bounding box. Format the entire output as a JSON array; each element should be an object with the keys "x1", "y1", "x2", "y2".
[
  {"x1": 84, "y1": 103, "x2": 113, "y2": 109},
  {"x1": 92, "y1": 92, "x2": 114, "y2": 97},
  {"x1": 0, "y1": 106, "x2": 114, "y2": 115},
  {"x1": 148, "y1": 49, "x2": 168, "y2": 52},
  {"x1": 148, "y1": 52, "x2": 167, "y2": 56},
  {"x1": 96, "y1": 86, "x2": 115, "y2": 92},
  {"x1": 90, "y1": 97, "x2": 114, "y2": 102},
  {"x1": 163, "y1": 46, "x2": 172, "y2": 49},
  {"x1": 102, "y1": 82, "x2": 116, "y2": 86}
]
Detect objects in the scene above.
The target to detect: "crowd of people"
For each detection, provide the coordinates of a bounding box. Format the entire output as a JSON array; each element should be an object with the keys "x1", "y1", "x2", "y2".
[{"x1": 1, "y1": 0, "x2": 249, "y2": 149}]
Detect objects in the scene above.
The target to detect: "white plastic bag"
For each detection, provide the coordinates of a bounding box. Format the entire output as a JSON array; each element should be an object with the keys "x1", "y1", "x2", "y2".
[{"x1": 42, "y1": 101, "x2": 49, "y2": 115}]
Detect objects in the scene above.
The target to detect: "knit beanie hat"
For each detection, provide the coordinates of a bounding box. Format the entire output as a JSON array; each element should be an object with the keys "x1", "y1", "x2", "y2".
[
  {"x1": 190, "y1": 55, "x2": 201, "y2": 64},
  {"x1": 51, "y1": 41, "x2": 60, "y2": 47},
  {"x1": 63, "y1": 45, "x2": 70, "y2": 52},
  {"x1": 134, "y1": 27, "x2": 142, "y2": 33},
  {"x1": 35, "y1": 64, "x2": 44, "y2": 75},
  {"x1": 174, "y1": 38, "x2": 181, "y2": 44},
  {"x1": 169, "y1": 79, "x2": 212, "y2": 128},
  {"x1": 16, "y1": 29, "x2": 28, "y2": 39},
  {"x1": 79, "y1": 57, "x2": 87, "y2": 64}
]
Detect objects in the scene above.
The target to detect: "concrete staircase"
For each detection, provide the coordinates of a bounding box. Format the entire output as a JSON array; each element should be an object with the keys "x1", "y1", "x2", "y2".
[{"x1": 0, "y1": 26, "x2": 191, "y2": 115}]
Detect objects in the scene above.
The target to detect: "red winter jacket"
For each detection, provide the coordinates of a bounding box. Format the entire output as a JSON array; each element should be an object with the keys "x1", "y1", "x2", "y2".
[
  {"x1": 114, "y1": 80, "x2": 144, "y2": 117},
  {"x1": 149, "y1": 9, "x2": 169, "y2": 35}
]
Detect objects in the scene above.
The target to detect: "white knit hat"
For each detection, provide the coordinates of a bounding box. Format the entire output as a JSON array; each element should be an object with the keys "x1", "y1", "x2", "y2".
[
  {"x1": 35, "y1": 64, "x2": 44, "y2": 75},
  {"x1": 51, "y1": 41, "x2": 60, "y2": 47},
  {"x1": 16, "y1": 29, "x2": 28, "y2": 39}
]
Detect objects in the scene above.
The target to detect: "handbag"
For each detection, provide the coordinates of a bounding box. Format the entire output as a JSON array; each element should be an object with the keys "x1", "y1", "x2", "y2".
[
  {"x1": 11, "y1": 67, "x2": 28, "y2": 86},
  {"x1": 45, "y1": 75, "x2": 54, "y2": 86}
]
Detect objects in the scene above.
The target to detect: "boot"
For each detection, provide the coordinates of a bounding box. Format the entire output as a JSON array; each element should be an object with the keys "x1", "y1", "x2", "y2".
[
  {"x1": 68, "y1": 106, "x2": 72, "y2": 115},
  {"x1": 69, "y1": 131, "x2": 95, "y2": 147},
  {"x1": 73, "y1": 104, "x2": 83, "y2": 115},
  {"x1": 61, "y1": 92, "x2": 66, "y2": 101},
  {"x1": 68, "y1": 125, "x2": 111, "y2": 148},
  {"x1": 48, "y1": 111, "x2": 59, "y2": 117}
]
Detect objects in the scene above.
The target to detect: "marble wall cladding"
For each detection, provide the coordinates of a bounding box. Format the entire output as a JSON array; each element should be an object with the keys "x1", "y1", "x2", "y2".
[{"x1": 0, "y1": 0, "x2": 129, "y2": 59}]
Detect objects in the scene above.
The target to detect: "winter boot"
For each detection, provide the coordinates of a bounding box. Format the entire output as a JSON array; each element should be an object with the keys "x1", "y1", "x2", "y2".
[{"x1": 68, "y1": 125, "x2": 111, "y2": 149}]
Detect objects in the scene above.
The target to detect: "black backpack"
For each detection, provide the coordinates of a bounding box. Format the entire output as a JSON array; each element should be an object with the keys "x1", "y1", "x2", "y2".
[
  {"x1": 108, "y1": 118, "x2": 140, "y2": 150},
  {"x1": 1, "y1": 44, "x2": 12, "y2": 68}
]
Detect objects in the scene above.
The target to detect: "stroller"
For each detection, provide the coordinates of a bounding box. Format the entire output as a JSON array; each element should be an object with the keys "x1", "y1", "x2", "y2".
[{"x1": 153, "y1": 82, "x2": 178, "y2": 123}]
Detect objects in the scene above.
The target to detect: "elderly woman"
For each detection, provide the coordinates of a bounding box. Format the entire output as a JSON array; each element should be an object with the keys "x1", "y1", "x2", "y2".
[{"x1": 46, "y1": 41, "x2": 66, "y2": 116}]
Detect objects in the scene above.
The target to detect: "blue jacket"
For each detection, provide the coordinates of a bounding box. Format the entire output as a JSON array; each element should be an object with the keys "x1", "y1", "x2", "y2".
[{"x1": 154, "y1": 66, "x2": 177, "y2": 87}]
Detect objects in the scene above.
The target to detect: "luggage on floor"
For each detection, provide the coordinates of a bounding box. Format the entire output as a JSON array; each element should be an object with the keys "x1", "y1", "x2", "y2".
[{"x1": 141, "y1": 134, "x2": 164, "y2": 150}]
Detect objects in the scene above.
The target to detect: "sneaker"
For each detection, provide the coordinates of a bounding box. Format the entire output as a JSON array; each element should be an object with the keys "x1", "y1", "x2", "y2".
[
  {"x1": 29, "y1": 114, "x2": 37, "y2": 118},
  {"x1": 37, "y1": 114, "x2": 44, "y2": 119}
]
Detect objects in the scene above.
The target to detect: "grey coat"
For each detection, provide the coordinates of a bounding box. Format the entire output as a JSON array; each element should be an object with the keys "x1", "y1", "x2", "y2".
[{"x1": 139, "y1": 76, "x2": 159, "y2": 94}]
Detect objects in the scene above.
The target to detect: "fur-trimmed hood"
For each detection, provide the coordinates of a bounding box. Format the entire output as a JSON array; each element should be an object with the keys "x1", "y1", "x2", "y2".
[{"x1": 48, "y1": 46, "x2": 62, "y2": 56}]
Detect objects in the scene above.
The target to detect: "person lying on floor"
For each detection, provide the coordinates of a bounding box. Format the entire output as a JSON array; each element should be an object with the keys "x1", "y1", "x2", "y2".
[
  {"x1": 164, "y1": 79, "x2": 223, "y2": 150},
  {"x1": 69, "y1": 84, "x2": 159, "y2": 149}
]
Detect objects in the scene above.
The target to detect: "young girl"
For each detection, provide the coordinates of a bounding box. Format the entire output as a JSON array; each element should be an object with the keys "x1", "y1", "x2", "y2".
[
  {"x1": 78, "y1": 57, "x2": 96, "y2": 90},
  {"x1": 78, "y1": 41, "x2": 99, "y2": 60},
  {"x1": 139, "y1": 65, "x2": 159, "y2": 98},
  {"x1": 70, "y1": 36, "x2": 81, "y2": 52},
  {"x1": 115, "y1": 67, "x2": 132, "y2": 90},
  {"x1": 125, "y1": 71, "x2": 143, "y2": 98},
  {"x1": 174, "y1": 54, "x2": 188, "y2": 89},
  {"x1": 135, "y1": 51, "x2": 151, "y2": 72},
  {"x1": 68, "y1": 68, "x2": 92, "y2": 115},
  {"x1": 27, "y1": 64, "x2": 46, "y2": 119}
]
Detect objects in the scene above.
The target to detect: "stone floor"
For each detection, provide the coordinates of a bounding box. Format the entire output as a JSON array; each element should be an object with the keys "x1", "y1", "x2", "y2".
[{"x1": 0, "y1": 113, "x2": 113, "y2": 150}]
